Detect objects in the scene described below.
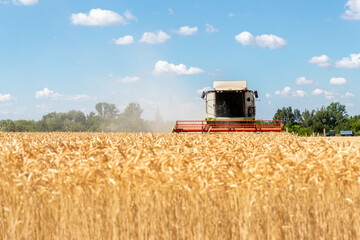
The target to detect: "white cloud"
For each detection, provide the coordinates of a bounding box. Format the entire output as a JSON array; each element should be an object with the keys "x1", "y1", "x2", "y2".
[
  {"x1": 345, "y1": 103, "x2": 355, "y2": 107},
  {"x1": 330, "y1": 77, "x2": 347, "y2": 85},
  {"x1": 0, "y1": 93, "x2": 12, "y2": 102},
  {"x1": 205, "y1": 24, "x2": 219, "y2": 33},
  {"x1": 296, "y1": 76, "x2": 314, "y2": 85},
  {"x1": 117, "y1": 76, "x2": 140, "y2": 83},
  {"x1": 292, "y1": 90, "x2": 308, "y2": 98},
  {"x1": 275, "y1": 86, "x2": 291, "y2": 96},
  {"x1": 255, "y1": 34, "x2": 287, "y2": 49},
  {"x1": 112, "y1": 35, "x2": 134, "y2": 45},
  {"x1": 153, "y1": 60, "x2": 204, "y2": 75},
  {"x1": 35, "y1": 88, "x2": 58, "y2": 99},
  {"x1": 124, "y1": 10, "x2": 137, "y2": 21},
  {"x1": 323, "y1": 91, "x2": 334, "y2": 99},
  {"x1": 308, "y1": 54, "x2": 332, "y2": 67},
  {"x1": 312, "y1": 88, "x2": 324, "y2": 95},
  {"x1": 342, "y1": 92, "x2": 355, "y2": 98},
  {"x1": 228, "y1": 13, "x2": 235, "y2": 17},
  {"x1": 335, "y1": 53, "x2": 360, "y2": 68},
  {"x1": 0, "y1": 1, "x2": 8, "y2": 4},
  {"x1": 275, "y1": 87, "x2": 307, "y2": 98},
  {"x1": 309, "y1": 53, "x2": 360, "y2": 68},
  {"x1": 265, "y1": 93, "x2": 272, "y2": 98},
  {"x1": 196, "y1": 86, "x2": 212, "y2": 95},
  {"x1": 168, "y1": 8, "x2": 174, "y2": 15},
  {"x1": 71, "y1": 9, "x2": 127, "y2": 26},
  {"x1": 35, "y1": 88, "x2": 96, "y2": 101},
  {"x1": 312, "y1": 88, "x2": 334, "y2": 99},
  {"x1": 174, "y1": 26, "x2": 198, "y2": 36},
  {"x1": 235, "y1": 31, "x2": 254, "y2": 46},
  {"x1": 235, "y1": 31, "x2": 287, "y2": 49},
  {"x1": 342, "y1": 0, "x2": 360, "y2": 20},
  {"x1": 268, "y1": 101, "x2": 272, "y2": 105},
  {"x1": 13, "y1": 0, "x2": 37, "y2": 5},
  {"x1": 140, "y1": 30, "x2": 171, "y2": 44}
]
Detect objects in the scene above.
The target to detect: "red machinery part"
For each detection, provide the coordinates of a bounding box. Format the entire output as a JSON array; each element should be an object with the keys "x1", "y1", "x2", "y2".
[{"x1": 173, "y1": 120, "x2": 283, "y2": 133}]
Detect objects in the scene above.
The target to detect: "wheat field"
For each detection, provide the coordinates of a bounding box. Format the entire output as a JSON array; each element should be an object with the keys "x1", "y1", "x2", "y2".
[{"x1": 0, "y1": 132, "x2": 360, "y2": 239}]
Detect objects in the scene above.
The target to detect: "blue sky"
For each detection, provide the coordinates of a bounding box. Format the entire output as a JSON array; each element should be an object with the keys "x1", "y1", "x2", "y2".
[{"x1": 1, "y1": 0, "x2": 360, "y2": 121}]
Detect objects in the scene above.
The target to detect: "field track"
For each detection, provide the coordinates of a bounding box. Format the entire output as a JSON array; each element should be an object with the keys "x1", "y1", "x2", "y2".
[{"x1": 1, "y1": 132, "x2": 360, "y2": 239}]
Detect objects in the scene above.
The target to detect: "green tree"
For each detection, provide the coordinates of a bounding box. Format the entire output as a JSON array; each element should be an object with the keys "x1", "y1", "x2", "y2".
[
  {"x1": 0, "y1": 120, "x2": 16, "y2": 132},
  {"x1": 300, "y1": 109, "x2": 315, "y2": 128},
  {"x1": 273, "y1": 106, "x2": 296, "y2": 124},
  {"x1": 61, "y1": 110, "x2": 86, "y2": 132},
  {"x1": 311, "y1": 107, "x2": 331, "y2": 132},
  {"x1": 294, "y1": 109, "x2": 302, "y2": 123},
  {"x1": 13, "y1": 120, "x2": 39, "y2": 132},
  {"x1": 123, "y1": 102, "x2": 143, "y2": 118},
  {"x1": 85, "y1": 112, "x2": 102, "y2": 131},
  {"x1": 273, "y1": 102, "x2": 349, "y2": 135},
  {"x1": 348, "y1": 115, "x2": 360, "y2": 132},
  {"x1": 39, "y1": 112, "x2": 63, "y2": 131},
  {"x1": 308, "y1": 102, "x2": 347, "y2": 133},
  {"x1": 37, "y1": 110, "x2": 87, "y2": 132},
  {"x1": 119, "y1": 102, "x2": 148, "y2": 132},
  {"x1": 326, "y1": 102, "x2": 347, "y2": 129},
  {"x1": 95, "y1": 102, "x2": 119, "y2": 118}
]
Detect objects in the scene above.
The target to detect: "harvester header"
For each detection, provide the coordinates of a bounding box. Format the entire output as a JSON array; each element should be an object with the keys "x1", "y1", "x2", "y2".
[{"x1": 173, "y1": 80, "x2": 282, "y2": 133}]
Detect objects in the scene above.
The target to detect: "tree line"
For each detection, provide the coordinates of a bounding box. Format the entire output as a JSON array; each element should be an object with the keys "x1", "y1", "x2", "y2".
[
  {"x1": 0, "y1": 102, "x2": 174, "y2": 133},
  {"x1": 273, "y1": 102, "x2": 360, "y2": 136},
  {"x1": 2, "y1": 101, "x2": 359, "y2": 135}
]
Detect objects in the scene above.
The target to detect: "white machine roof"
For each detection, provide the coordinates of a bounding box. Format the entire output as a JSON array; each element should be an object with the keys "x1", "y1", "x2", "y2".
[{"x1": 213, "y1": 81, "x2": 247, "y2": 90}]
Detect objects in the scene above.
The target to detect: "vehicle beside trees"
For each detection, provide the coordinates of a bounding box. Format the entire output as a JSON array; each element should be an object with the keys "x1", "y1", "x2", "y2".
[{"x1": 273, "y1": 102, "x2": 360, "y2": 136}]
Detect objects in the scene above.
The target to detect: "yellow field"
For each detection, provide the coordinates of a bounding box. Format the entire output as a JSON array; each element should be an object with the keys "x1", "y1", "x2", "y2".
[
  {"x1": 1, "y1": 132, "x2": 360, "y2": 239},
  {"x1": 328, "y1": 136, "x2": 360, "y2": 146}
]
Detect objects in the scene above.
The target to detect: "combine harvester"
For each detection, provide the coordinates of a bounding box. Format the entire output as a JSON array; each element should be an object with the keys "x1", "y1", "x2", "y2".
[{"x1": 173, "y1": 81, "x2": 283, "y2": 133}]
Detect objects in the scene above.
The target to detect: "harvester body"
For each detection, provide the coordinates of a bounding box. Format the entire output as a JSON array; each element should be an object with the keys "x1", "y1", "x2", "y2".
[
  {"x1": 203, "y1": 81, "x2": 256, "y2": 120},
  {"x1": 173, "y1": 81, "x2": 282, "y2": 133}
]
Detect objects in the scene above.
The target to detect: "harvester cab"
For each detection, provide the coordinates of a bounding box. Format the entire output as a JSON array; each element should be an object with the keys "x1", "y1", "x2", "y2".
[
  {"x1": 201, "y1": 81, "x2": 258, "y2": 121},
  {"x1": 173, "y1": 80, "x2": 282, "y2": 133}
]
